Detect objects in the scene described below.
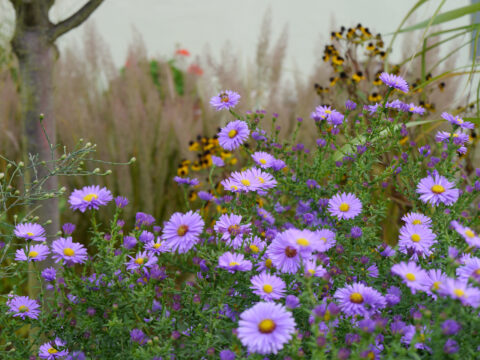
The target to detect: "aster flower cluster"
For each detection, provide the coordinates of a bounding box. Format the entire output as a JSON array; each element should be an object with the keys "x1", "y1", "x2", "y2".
[{"x1": 3, "y1": 76, "x2": 480, "y2": 359}]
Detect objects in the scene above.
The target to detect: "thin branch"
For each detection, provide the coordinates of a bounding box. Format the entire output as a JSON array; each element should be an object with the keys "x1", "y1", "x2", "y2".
[{"x1": 48, "y1": 0, "x2": 105, "y2": 41}]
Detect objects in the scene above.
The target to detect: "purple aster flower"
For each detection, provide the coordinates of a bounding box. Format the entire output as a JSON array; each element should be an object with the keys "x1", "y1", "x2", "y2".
[
  {"x1": 52, "y1": 237, "x2": 88, "y2": 265},
  {"x1": 444, "y1": 338, "x2": 459, "y2": 354},
  {"x1": 270, "y1": 159, "x2": 286, "y2": 171},
  {"x1": 139, "y1": 230, "x2": 154, "y2": 243},
  {"x1": 345, "y1": 100, "x2": 357, "y2": 110},
  {"x1": 42, "y1": 267, "x2": 57, "y2": 282},
  {"x1": 222, "y1": 170, "x2": 261, "y2": 192},
  {"x1": 398, "y1": 224, "x2": 437, "y2": 259},
  {"x1": 130, "y1": 328, "x2": 148, "y2": 345},
  {"x1": 386, "y1": 99, "x2": 406, "y2": 111},
  {"x1": 306, "y1": 179, "x2": 319, "y2": 189},
  {"x1": 173, "y1": 176, "x2": 199, "y2": 186},
  {"x1": 406, "y1": 103, "x2": 425, "y2": 115},
  {"x1": 328, "y1": 110, "x2": 345, "y2": 127},
  {"x1": 435, "y1": 131, "x2": 470, "y2": 146},
  {"x1": 350, "y1": 226, "x2": 363, "y2": 238},
  {"x1": 145, "y1": 238, "x2": 170, "y2": 255},
  {"x1": 15, "y1": 244, "x2": 49, "y2": 262},
  {"x1": 285, "y1": 295, "x2": 300, "y2": 309},
  {"x1": 114, "y1": 196, "x2": 129, "y2": 208},
  {"x1": 386, "y1": 286, "x2": 401, "y2": 306},
  {"x1": 391, "y1": 262, "x2": 427, "y2": 294},
  {"x1": 441, "y1": 112, "x2": 475, "y2": 129},
  {"x1": 68, "y1": 185, "x2": 113, "y2": 212},
  {"x1": 246, "y1": 236, "x2": 266, "y2": 256},
  {"x1": 451, "y1": 221, "x2": 480, "y2": 248},
  {"x1": 126, "y1": 251, "x2": 158, "y2": 273},
  {"x1": 250, "y1": 272, "x2": 286, "y2": 301},
  {"x1": 311, "y1": 105, "x2": 333, "y2": 121},
  {"x1": 256, "y1": 254, "x2": 275, "y2": 272},
  {"x1": 218, "y1": 252, "x2": 252, "y2": 273},
  {"x1": 366, "y1": 264, "x2": 379, "y2": 278},
  {"x1": 219, "y1": 350, "x2": 236, "y2": 360},
  {"x1": 315, "y1": 229, "x2": 336, "y2": 252},
  {"x1": 214, "y1": 213, "x2": 250, "y2": 249},
  {"x1": 14, "y1": 223, "x2": 46, "y2": 242},
  {"x1": 252, "y1": 151, "x2": 275, "y2": 169},
  {"x1": 421, "y1": 269, "x2": 447, "y2": 298},
  {"x1": 39, "y1": 338, "x2": 68, "y2": 359},
  {"x1": 245, "y1": 167, "x2": 277, "y2": 190},
  {"x1": 457, "y1": 257, "x2": 480, "y2": 282},
  {"x1": 266, "y1": 231, "x2": 302, "y2": 274},
  {"x1": 257, "y1": 207, "x2": 275, "y2": 225},
  {"x1": 379, "y1": 72, "x2": 409, "y2": 93},
  {"x1": 304, "y1": 260, "x2": 327, "y2": 277},
  {"x1": 439, "y1": 278, "x2": 480, "y2": 307},
  {"x1": 334, "y1": 282, "x2": 386, "y2": 317},
  {"x1": 416, "y1": 171, "x2": 459, "y2": 206},
  {"x1": 237, "y1": 302, "x2": 296, "y2": 355},
  {"x1": 62, "y1": 223, "x2": 76, "y2": 235},
  {"x1": 211, "y1": 155, "x2": 225, "y2": 167},
  {"x1": 328, "y1": 192, "x2": 362, "y2": 220},
  {"x1": 210, "y1": 90, "x2": 240, "y2": 111},
  {"x1": 123, "y1": 235, "x2": 137, "y2": 249},
  {"x1": 218, "y1": 120, "x2": 249, "y2": 150},
  {"x1": 198, "y1": 191, "x2": 214, "y2": 201},
  {"x1": 357, "y1": 319, "x2": 376, "y2": 333},
  {"x1": 7, "y1": 295, "x2": 40, "y2": 320},
  {"x1": 365, "y1": 103, "x2": 380, "y2": 115},
  {"x1": 66, "y1": 351, "x2": 86, "y2": 360},
  {"x1": 162, "y1": 211, "x2": 204, "y2": 253},
  {"x1": 442, "y1": 319, "x2": 461, "y2": 335},
  {"x1": 401, "y1": 212, "x2": 432, "y2": 227},
  {"x1": 135, "y1": 212, "x2": 155, "y2": 227}
]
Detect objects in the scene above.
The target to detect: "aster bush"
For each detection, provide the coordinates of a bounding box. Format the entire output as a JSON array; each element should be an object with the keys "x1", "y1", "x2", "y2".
[{"x1": 2, "y1": 76, "x2": 480, "y2": 359}]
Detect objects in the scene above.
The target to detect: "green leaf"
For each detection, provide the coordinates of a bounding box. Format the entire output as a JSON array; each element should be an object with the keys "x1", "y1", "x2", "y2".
[{"x1": 399, "y1": 3, "x2": 480, "y2": 33}]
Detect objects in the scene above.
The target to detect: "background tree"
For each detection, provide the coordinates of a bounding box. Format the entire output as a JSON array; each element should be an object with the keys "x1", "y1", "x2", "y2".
[{"x1": 7, "y1": 0, "x2": 105, "y2": 242}]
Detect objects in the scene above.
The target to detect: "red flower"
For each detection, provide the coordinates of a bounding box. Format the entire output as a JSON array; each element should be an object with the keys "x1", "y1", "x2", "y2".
[
  {"x1": 188, "y1": 64, "x2": 203, "y2": 75},
  {"x1": 176, "y1": 48, "x2": 190, "y2": 56}
]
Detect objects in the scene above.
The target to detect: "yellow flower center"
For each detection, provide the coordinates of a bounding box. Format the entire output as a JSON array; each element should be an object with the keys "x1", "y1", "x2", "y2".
[
  {"x1": 405, "y1": 273, "x2": 416, "y2": 281},
  {"x1": 410, "y1": 234, "x2": 421, "y2": 242},
  {"x1": 153, "y1": 243, "x2": 161, "y2": 249},
  {"x1": 432, "y1": 281, "x2": 441, "y2": 291},
  {"x1": 28, "y1": 251, "x2": 39, "y2": 258},
  {"x1": 258, "y1": 319, "x2": 276, "y2": 334},
  {"x1": 339, "y1": 203, "x2": 350, "y2": 212},
  {"x1": 265, "y1": 258, "x2": 273, "y2": 268},
  {"x1": 18, "y1": 305, "x2": 28, "y2": 313},
  {"x1": 409, "y1": 107, "x2": 415, "y2": 111},
  {"x1": 412, "y1": 219, "x2": 422, "y2": 225},
  {"x1": 249, "y1": 244, "x2": 259, "y2": 253},
  {"x1": 26, "y1": 232, "x2": 34, "y2": 236},
  {"x1": 220, "y1": 94, "x2": 230, "y2": 103},
  {"x1": 48, "y1": 348, "x2": 58, "y2": 354},
  {"x1": 83, "y1": 193, "x2": 98, "y2": 202},
  {"x1": 229, "y1": 261, "x2": 239, "y2": 266},
  {"x1": 350, "y1": 292, "x2": 364, "y2": 304},
  {"x1": 177, "y1": 225, "x2": 189, "y2": 236},
  {"x1": 324, "y1": 310, "x2": 331, "y2": 322},
  {"x1": 63, "y1": 248, "x2": 75, "y2": 257},
  {"x1": 296, "y1": 238, "x2": 309, "y2": 247},
  {"x1": 228, "y1": 129, "x2": 238, "y2": 138},
  {"x1": 320, "y1": 237, "x2": 327, "y2": 243},
  {"x1": 325, "y1": 110, "x2": 332, "y2": 114},
  {"x1": 230, "y1": 185, "x2": 238, "y2": 191},
  {"x1": 259, "y1": 159, "x2": 267, "y2": 164},
  {"x1": 367, "y1": 352, "x2": 375, "y2": 360},
  {"x1": 475, "y1": 268, "x2": 480, "y2": 275},
  {"x1": 431, "y1": 184, "x2": 445, "y2": 194},
  {"x1": 308, "y1": 269, "x2": 315, "y2": 275},
  {"x1": 241, "y1": 179, "x2": 251, "y2": 186},
  {"x1": 135, "y1": 257, "x2": 144, "y2": 265},
  {"x1": 454, "y1": 289, "x2": 465, "y2": 297},
  {"x1": 263, "y1": 284, "x2": 273, "y2": 293},
  {"x1": 257, "y1": 176, "x2": 265, "y2": 183},
  {"x1": 465, "y1": 230, "x2": 475, "y2": 238}
]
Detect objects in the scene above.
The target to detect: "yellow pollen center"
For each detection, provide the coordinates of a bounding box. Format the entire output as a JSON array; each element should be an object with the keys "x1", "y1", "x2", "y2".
[
  {"x1": 241, "y1": 179, "x2": 251, "y2": 186},
  {"x1": 431, "y1": 184, "x2": 445, "y2": 194},
  {"x1": 257, "y1": 176, "x2": 265, "y2": 183},
  {"x1": 258, "y1": 319, "x2": 276, "y2": 334},
  {"x1": 325, "y1": 110, "x2": 332, "y2": 114},
  {"x1": 409, "y1": 107, "x2": 415, "y2": 111},
  {"x1": 405, "y1": 273, "x2": 416, "y2": 281},
  {"x1": 411, "y1": 234, "x2": 421, "y2": 242},
  {"x1": 412, "y1": 219, "x2": 422, "y2": 225},
  {"x1": 153, "y1": 243, "x2": 161, "y2": 249},
  {"x1": 221, "y1": 95, "x2": 229, "y2": 103},
  {"x1": 26, "y1": 232, "x2": 34, "y2": 236},
  {"x1": 308, "y1": 269, "x2": 315, "y2": 274},
  {"x1": 83, "y1": 193, "x2": 98, "y2": 202},
  {"x1": 228, "y1": 129, "x2": 238, "y2": 138},
  {"x1": 63, "y1": 248, "x2": 75, "y2": 257},
  {"x1": 18, "y1": 305, "x2": 28, "y2": 313},
  {"x1": 432, "y1": 281, "x2": 441, "y2": 291},
  {"x1": 28, "y1": 251, "x2": 39, "y2": 258},
  {"x1": 135, "y1": 257, "x2": 144, "y2": 265},
  {"x1": 177, "y1": 225, "x2": 189, "y2": 236},
  {"x1": 263, "y1": 284, "x2": 273, "y2": 293},
  {"x1": 259, "y1": 159, "x2": 267, "y2": 164},
  {"x1": 265, "y1": 258, "x2": 273, "y2": 268},
  {"x1": 465, "y1": 230, "x2": 475, "y2": 238},
  {"x1": 324, "y1": 310, "x2": 331, "y2": 322},
  {"x1": 350, "y1": 292, "x2": 364, "y2": 304},
  {"x1": 48, "y1": 348, "x2": 58, "y2": 354},
  {"x1": 296, "y1": 238, "x2": 309, "y2": 247},
  {"x1": 367, "y1": 351, "x2": 375, "y2": 360},
  {"x1": 249, "y1": 244, "x2": 259, "y2": 253},
  {"x1": 475, "y1": 268, "x2": 480, "y2": 275},
  {"x1": 229, "y1": 261, "x2": 239, "y2": 266},
  {"x1": 320, "y1": 237, "x2": 327, "y2": 243},
  {"x1": 339, "y1": 203, "x2": 350, "y2": 212},
  {"x1": 458, "y1": 118, "x2": 463, "y2": 123},
  {"x1": 454, "y1": 289, "x2": 465, "y2": 297},
  {"x1": 231, "y1": 185, "x2": 238, "y2": 190}
]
